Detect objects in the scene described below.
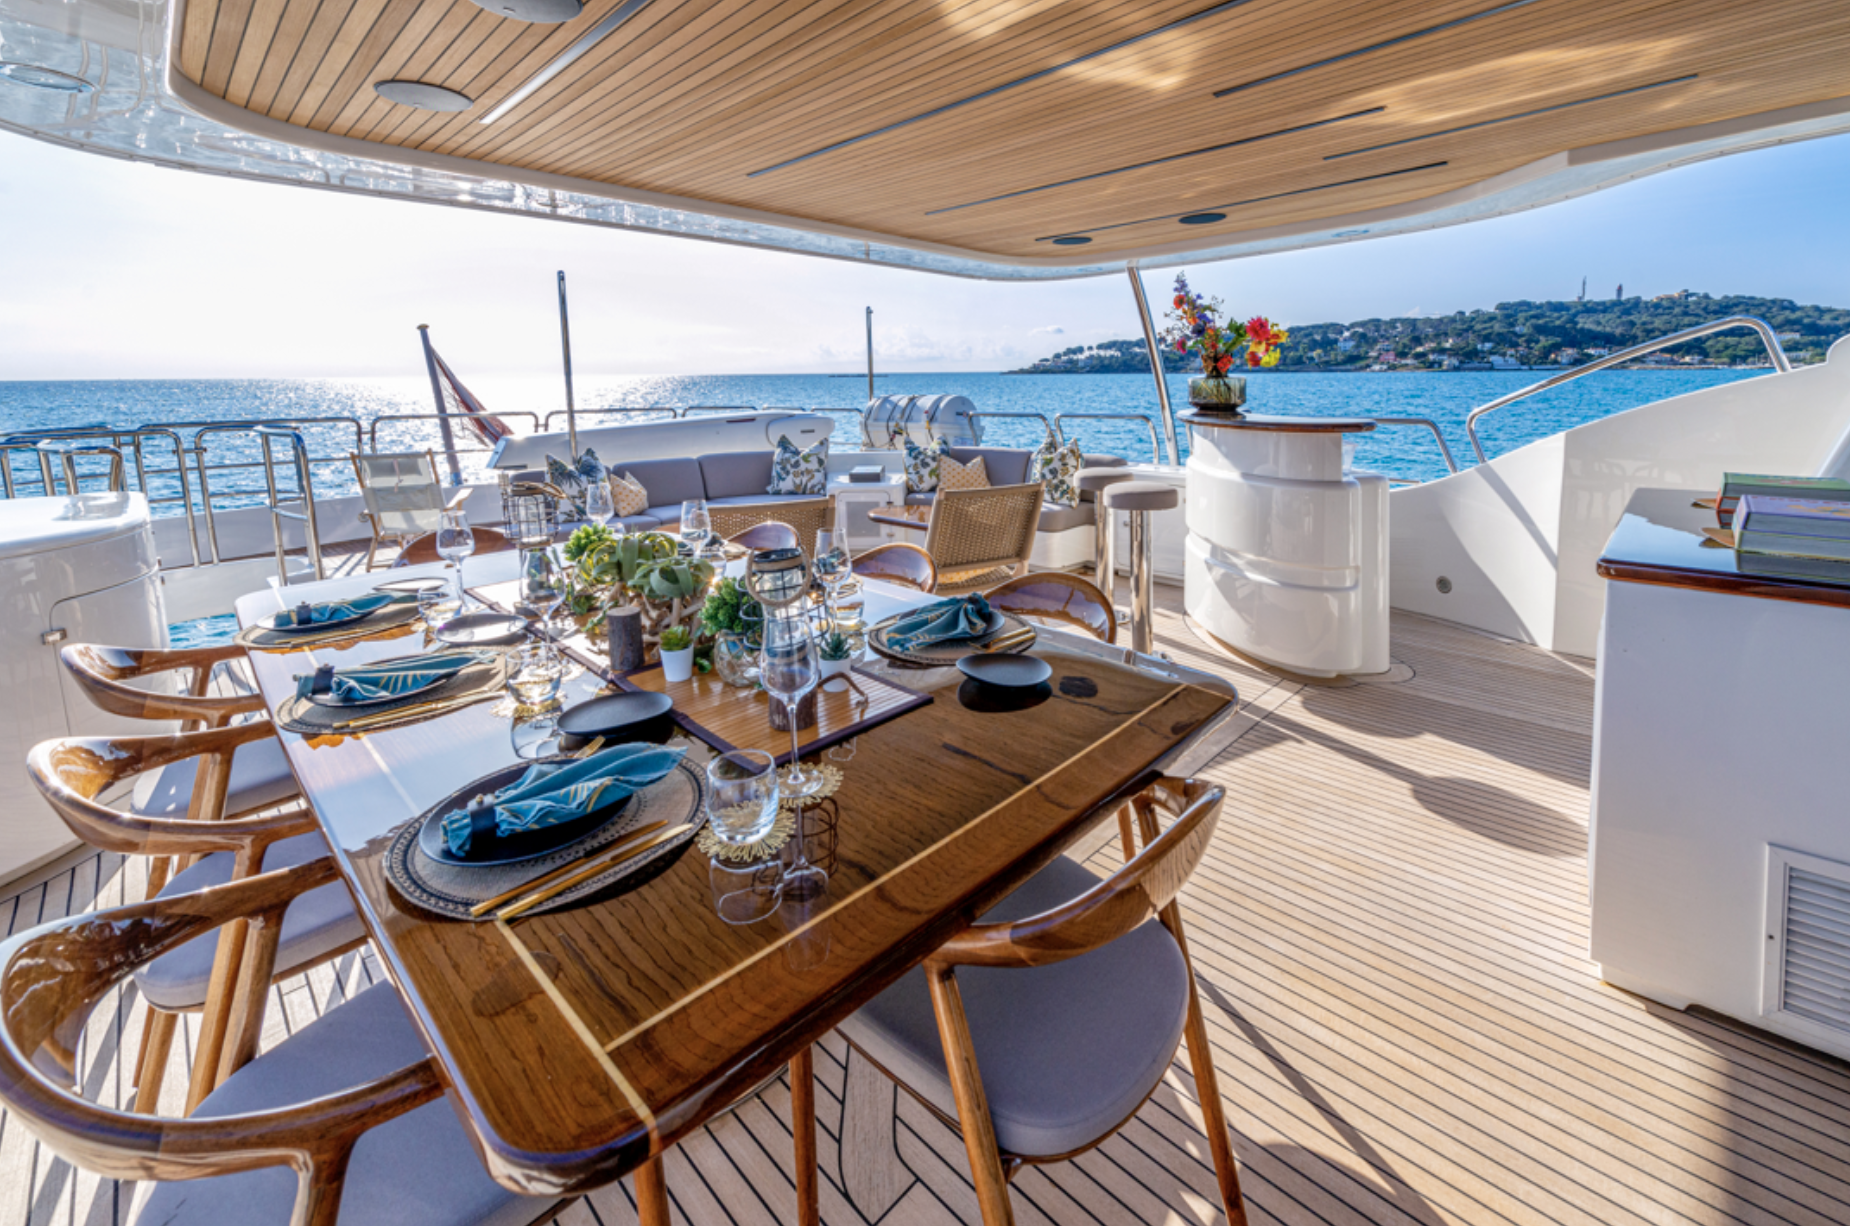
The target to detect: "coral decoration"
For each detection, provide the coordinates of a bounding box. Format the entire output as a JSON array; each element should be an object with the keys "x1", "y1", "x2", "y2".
[{"x1": 1160, "y1": 274, "x2": 1289, "y2": 375}]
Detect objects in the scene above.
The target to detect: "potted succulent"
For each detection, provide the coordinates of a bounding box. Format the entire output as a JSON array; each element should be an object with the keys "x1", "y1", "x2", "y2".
[
  {"x1": 1162, "y1": 273, "x2": 1288, "y2": 414},
  {"x1": 658, "y1": 624, "x2": 695, "y2": 683},
  {"x1": 819, "y1": 629, "x2": 853, "y2": 680},
  {"x1": 699, "y1": 577, "x2": 763, "y2": 688}
]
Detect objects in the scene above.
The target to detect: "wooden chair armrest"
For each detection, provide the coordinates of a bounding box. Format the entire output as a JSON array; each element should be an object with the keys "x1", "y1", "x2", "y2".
[{"x1": 61, "y1": 643, "x2": 263, "y2": 724}]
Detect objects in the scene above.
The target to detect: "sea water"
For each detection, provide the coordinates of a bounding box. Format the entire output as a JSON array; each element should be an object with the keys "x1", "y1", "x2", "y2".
[{"x1": 0, "y1": 367, "x2": 1770, "y2": 506}]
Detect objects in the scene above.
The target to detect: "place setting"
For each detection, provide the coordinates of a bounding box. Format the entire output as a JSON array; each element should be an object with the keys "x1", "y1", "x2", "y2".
[
  {"x1": 236, "y1": 590, "x2": 425, "y2": 650},
  {"x1": 273, "y1": 649, "x2": 510, "y2": 736}
]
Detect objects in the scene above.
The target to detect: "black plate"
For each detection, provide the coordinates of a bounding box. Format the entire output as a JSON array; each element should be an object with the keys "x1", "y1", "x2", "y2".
[
  {"x1": 557, "y1": 691, "x2": 675, "y2": 751},
  {"x1": 431, "y1": 611, "x2": 527, "y2": 647},
  {"x1": 416, "y1": 761, "x2": 633, "y2": 867},
  {"x1": 956, "y1": 653, "x2": 1052, "y2": 688},
  {"x1": 374, "y1": 576, "x2": 449, "y2": 595}
]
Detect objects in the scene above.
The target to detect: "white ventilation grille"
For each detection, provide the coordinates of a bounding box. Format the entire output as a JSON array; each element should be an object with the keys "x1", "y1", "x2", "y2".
[{"x1": 1765, "y1": 847, "x2": 1850, "y2": 1042}]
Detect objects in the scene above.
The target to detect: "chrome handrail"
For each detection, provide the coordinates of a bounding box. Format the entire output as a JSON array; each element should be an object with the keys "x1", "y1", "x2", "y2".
[
  {"x1": 0, "y1": 427, "x2": 204, "y2": 567},
  {"x1": 1464, "y1": 316, "x2": 1792, "y2": 463},
  {"x1": 254, "y1": 426, "x2": 324, "y2": 584},
  {"x1": 1360, "y1": 417, "x2": 1460, "y2": 474},
  {"x1": 967, "y1": 410, "x2": 1054, "y2": 442},
  {"x1": 682, "y1": 405, "x2": 759, "y2": 416},
  {"x1": 35, "y1": 440, "x2": 126, "y2": 494},
  {"x1": 1053, "y1": 412, "x2": 1164, "y2": 464}
]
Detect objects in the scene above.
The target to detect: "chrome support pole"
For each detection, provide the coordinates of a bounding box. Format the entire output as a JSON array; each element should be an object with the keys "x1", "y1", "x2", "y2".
[
  {"x1": 557, "y1": 271, "x2": 579, "y2": 460},
  {"x1": 1127, "y1": 264, "x2": 1179, "y2": 466},
  {"x1": 1128, "y1": 506, "x2": 1153, "y2": 654},
  {"x1": 865, "y1": 306, "x2": 875, "y2": 401},
  {"x1": 1094, "y1": 505, "x2": 1116, "y2": 611}
]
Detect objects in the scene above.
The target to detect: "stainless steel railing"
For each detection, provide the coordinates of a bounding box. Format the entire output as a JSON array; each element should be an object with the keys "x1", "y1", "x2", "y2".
[
  {"x1": 254, "y1": 426, "x2": 325, "y2": 584},
  {"x1": 539, "y1": 407, "x2": 674, "y2": 430},
  {"x1": 967, "y1": 410, "x2": 1055, "y2": 441},
  {"x1": 1361, "y1": 416, "x2": 1460, "y2": 476},
  {"x1": 1464, "y1": 316, "x2": 1792, "y2": 463},
  {"x1": 1054, "y1": 412, "x2": 1164, "y2": 464},
  {"x1": 35, "y1": 440, "x2": 126, "y2": 494}
]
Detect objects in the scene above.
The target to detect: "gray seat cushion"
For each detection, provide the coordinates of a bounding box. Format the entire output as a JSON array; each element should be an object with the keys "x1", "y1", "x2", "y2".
[
  {"x1": 613, "y1": 457, "x2": 705, "y2": 511},
  {"x1": 610, "y1": 513, "x2": 662, "y2": 533},
  {"x1": 699, "y1": 451, "x2": 776, "y2": 499},
  {"x1": 644, "y1": 504, "x2": 686, "y2": 530},
  {"x1": 1081, "y1": 453, "x2": 1131, "y2": 470},
  {"x1": 946, "y1": 447, "x2": 1032, "y2": 486},
  {"x1": 1036, "y1": 502, "x2": 1095, "y2": 533},
  {"x1": 1104, "y1": 480, "x2": 1179, "y2": 512},
  {"x1": 136, "y1": 832, "x2": 366, "y2": 1011},
  {"x1": 837, "y1": 855, "x2": 1188, "y2": 1159},
  {"x1": 903, "y1": 492, "x2": 936, "y2": 508},
  {"x1": 131, "y1": 734, "x2": 299, "y2": 819},
  {"x1": 137, "y1": 984, "x2": 550, "y2": 1226}
]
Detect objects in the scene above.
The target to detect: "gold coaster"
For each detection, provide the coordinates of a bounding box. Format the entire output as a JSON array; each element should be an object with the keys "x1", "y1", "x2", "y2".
[
  {"x1": 698, "y1": 810, "x2": 796, "y2": 863},
  {"x1": 779, "y1": 761, "x2": 843, "y2": 801}
]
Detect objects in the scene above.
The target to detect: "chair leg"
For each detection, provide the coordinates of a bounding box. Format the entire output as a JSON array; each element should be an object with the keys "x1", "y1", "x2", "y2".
[
  {"x1": 1117, "y1": 808, "x2": 1138, "y2": 862},
  {"x1": 791, "y1": 1047, "x2": 819, "y2": 1226},
  {"x1": 926, "y1": 963, "x2": 1016, "y2": 1226},
  {"x1": 185, "y1": 916, "x2": 247, "y2": 1113},
  {"x1": 634, "y1": 1155, "x2": 671, "y2": 1226},
  {"x1": 132, "y1": 1009, "x2": 178, "y2": 1114}
]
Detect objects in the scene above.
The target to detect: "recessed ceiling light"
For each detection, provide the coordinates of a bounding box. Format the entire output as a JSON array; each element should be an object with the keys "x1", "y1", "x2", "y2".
[
  {"x1": 1179, "y1": 213, "x2": 1228, "y2": 225},
  {"x1": 373, "y1": 80, "x2": 475, "y2": 112},
  {"x1": 0, "y1": 62, "x2": 94, "y2": 94},
  {"x1": 1052, "y1": 236, "x2": 1093, "y2": 246},
  {"x1": 467, "y1": 0, "x2": 582, "y2": 22}
]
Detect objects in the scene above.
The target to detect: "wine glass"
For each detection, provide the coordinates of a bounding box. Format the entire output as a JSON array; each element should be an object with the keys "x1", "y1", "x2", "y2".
[
  {"x1": 435, "y1": 509, "x2": 474, "y2": 611},
  {"x1": 680, "y1": 499, "x2": 711, "y2": 553},
  {"x1": 517, "y1": 547, "x2": 567, "y2": 643},
  {"x1": 760, "y1": 615, "x2": 826, "y2": 899},
  {"x1": 583, "y1": 480, "x2": 615, "y2": 529},
  {"x1": 813, "y1": 528, "x2": 851, "y2": 623}
]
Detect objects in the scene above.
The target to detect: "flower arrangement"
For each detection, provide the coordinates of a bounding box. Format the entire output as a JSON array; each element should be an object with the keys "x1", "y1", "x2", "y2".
[{"x1": 1162, "y1": 273, "x2": 1289, "y2": 375}]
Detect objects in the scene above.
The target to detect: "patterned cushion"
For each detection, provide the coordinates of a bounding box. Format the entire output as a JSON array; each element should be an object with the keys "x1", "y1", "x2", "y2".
[
  {"x1": 937, "y1": 453, "x2": 990, "y2": 493},
  {"x1": 769, "y1": 436, "x2": 829, "y2": 495},
  {"x1": 545, "y1": 449, "x2": 605, "y2": 519},
  {"x1": 1032, "y1": 436, "x2": 1085, "y2": 508},
  {"x1": 610, "y1": 471, "x2": 649, "y2": 518},
  {"x1": 905, "y1": 438, "x2": 952, "y2": 493}
]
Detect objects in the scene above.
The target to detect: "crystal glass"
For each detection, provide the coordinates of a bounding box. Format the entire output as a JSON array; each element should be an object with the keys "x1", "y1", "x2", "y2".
[
  {"x1": 813, "y1": 528, "x2": 850, "y2": 595},
  {"x1": 505, "y1": 642, "x2": 563, "y2": 709},
  {"x1": 680, "y1": 499, "x2": 711, "y2": 553},
  {"x1": 583, "y1": 480, "x2": 615, "y2": 528},
  {"x1": 760, "y1": 615, "x2": 827, "y2": 899},
  {"x1": 706, "y1": 749, "x2": 780, "y2": 845},
  {"x1": 435, "y1": 509, "x2": 474, "y2": 609},
  {"x1": 508, "y1": 702, "x2": 562, "y2": 760},
  {"x1": 517, "y1": 547, "x2": 567, "y2": 638}
]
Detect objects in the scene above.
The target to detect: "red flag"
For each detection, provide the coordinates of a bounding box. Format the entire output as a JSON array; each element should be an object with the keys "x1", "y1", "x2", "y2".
[{"x1": 428, "y1": 348, "x2": 515, "y2": 446}]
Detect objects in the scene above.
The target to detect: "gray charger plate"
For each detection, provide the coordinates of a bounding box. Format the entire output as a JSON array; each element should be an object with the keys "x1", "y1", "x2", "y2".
[{"x1": 432, "y1": 611, "x2": 528, "y2": 647}]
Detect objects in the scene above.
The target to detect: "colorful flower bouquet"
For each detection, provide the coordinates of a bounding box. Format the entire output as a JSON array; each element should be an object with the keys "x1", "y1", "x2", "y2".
[{"x1": 1162, "y1": 273, "x2": 1289, "y2": 412}]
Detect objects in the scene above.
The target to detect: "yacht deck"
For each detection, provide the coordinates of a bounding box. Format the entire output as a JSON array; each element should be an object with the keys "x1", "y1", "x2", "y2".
[{"x1": 9, "y1": 583, "x2": 1850, "y2": 1226}]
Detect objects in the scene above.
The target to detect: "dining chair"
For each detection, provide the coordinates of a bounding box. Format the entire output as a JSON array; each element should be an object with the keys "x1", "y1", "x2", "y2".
[
  {"x1": 797, "y1": 777, "x2": 1246, "y2": 1226},
  {"x1": 350, "y1": 450, "x2": 448, "y2": 571},
  {"x1": 726, "y1": 520, "x2": 800, "y2": 553},
  {"x1": 850, "y1": 542, "x2": 938, "y2": 593},
  {"x1": 27, "y1": 724, "x2": 369, "y2": 1115},
  {"x1": 393, "y1": 524, "x2": 516, "y2": 567},
  {"x1": 0, "y1": 859, "x2": 564, "y2": 1226},
  {"x1": 921, "y1": 483, "x2": 1044, "y2": 596},
  {"x1": 983, "y1": 572, "x2": 1115, "y2": 644},
  {"x1": 710, "y1": 497, "x2": 834, "y2": 557}
]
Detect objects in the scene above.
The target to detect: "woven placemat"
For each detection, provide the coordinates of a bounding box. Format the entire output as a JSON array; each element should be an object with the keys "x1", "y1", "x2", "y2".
[
  {"x1": 272, "y1": 655, "x2": 509, "y2": 734},
  {"x1": 867, "y1": 611, "x2": 1034, "y2": 667},
  {"x1": 238, "y1": 601, "x2": 425, "y2": 651},
  {"x1": 385, "y1": 758, "x2": 706, "y2": 922}
]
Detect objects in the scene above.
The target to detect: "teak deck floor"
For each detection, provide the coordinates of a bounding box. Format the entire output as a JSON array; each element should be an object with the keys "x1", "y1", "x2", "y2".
[{"x1": 9, "y1": 583, "x2": 1850, "y2": 1226}]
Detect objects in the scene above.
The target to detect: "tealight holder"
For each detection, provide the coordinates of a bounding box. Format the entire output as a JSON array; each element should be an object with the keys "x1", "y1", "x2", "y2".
[
  {"x1": 745, "y1": 547, "x2": 811, "y2": 613},
  {"x1": 506, "y1": 492, "x2": 555, "y2": 548}
]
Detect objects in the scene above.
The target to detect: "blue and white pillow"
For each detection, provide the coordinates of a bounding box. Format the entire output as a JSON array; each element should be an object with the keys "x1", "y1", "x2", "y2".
[
  {"x1": 545, "y1": 448, "x2": 606, "y2": 519},
  {"x1": 904, "y1": 437, "x2": 952, "y2": 493},
  {"x1": 769, "y1": 435, "x2": 829, "y2": 495},
  {"x1": 1032, "y1": 435, "x2": 1084, "y2": 508}
]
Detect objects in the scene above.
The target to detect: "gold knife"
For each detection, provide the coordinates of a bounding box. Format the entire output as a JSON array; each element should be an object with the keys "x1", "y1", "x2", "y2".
[
  {"x1": 497, "y1": 823, "x2": 693, "y2": 920},
  {"x1": 332, "y1": 692, "x2": 491, "y2": 731},
  {"x1": 978, "y1": 628, "x2": 1037, "y2": 654},
  {"x1": 467, "y1": 819, "x2": 668, "y2": 917}
]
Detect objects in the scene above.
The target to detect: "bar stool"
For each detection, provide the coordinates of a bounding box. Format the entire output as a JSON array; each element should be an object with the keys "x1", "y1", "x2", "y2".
[
  {"x1": 1075, "y1": 467, "x2": 1133, "y2": 617},
  {"x1": 1103, "y1": 481, "x2": 1178, "y2": 654}
]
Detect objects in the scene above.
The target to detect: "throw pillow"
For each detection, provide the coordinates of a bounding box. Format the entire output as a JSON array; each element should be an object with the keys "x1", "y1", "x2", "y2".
[
  {"x1": 769, "y1": 435, "x2": 829, "y2": 495},
  {"x1": 545, "y1": 448, "x2": 605, "y2": 519},
  {"x1": 937, "y1": 453, "x2": 990, "y2": 494},
  {"x1": 904, "y1": 437, "x2": 952, "y2": 493},
  {"x1": 1032, "y1": 435, "x2": 1085, "y2": 508},
  {"x1": 610, "y1": 471, "x2": 649, "y2": 518}
]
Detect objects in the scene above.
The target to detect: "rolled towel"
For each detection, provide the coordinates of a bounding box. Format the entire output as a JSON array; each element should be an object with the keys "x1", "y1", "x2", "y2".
[
  {"x1": 442, "y1": 743, "x2": 684, "y2": 856},
  {"x1": 885, "y1": 593, "x2": 995, "y2": 653},
  {"x1": 294, "y1": 650, "x2": 486, "y2": 704}
]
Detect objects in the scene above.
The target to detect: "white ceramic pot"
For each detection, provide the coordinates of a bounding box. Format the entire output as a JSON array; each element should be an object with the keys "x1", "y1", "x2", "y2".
[
  {"x1": 820, "y1": 656, "x2": 852, "y2": 679},
  {"x1": 660, "y1": 645, "x2": 696, "y2": 682}
]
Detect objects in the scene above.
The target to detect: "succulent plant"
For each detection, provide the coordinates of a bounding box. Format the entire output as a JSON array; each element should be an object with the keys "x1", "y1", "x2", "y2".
[
  {"x1": 631, "y1": 556, "x2": 715, "y2": 603},
  {"x1": 658, "y1": 625, "x2": 692, "y2": 652},
  {"x1": 563, "y1": 523, "x2": 618, "y2": 564},
  {"x1": 578, "y1": 531, "x2": 676, "y2": 591},
  {"x1": 820, "y1": 629, "x2": 852, "y2": 661},
  {"x1": 700, "y1": 577, "x2": 763, "y2": 638}
]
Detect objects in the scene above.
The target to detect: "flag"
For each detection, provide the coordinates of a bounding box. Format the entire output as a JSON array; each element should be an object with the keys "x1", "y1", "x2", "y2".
[{"x1": 426, "y1": 344, "x2": 516, "y2": 446}]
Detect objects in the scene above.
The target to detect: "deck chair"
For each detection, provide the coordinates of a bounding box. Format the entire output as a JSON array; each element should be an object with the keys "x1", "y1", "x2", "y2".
[
  {"x1": 351, "y1": 451, "x2": 447, "y2": 571},
  {"x1": 922, "y1": 482, "x2": 1044, "y2": 596}
]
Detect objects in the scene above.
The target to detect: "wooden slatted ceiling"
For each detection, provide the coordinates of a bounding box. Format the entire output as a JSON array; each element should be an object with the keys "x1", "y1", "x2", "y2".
[{"x1": 173, "y1": 0, "x2": 1850, "y2": 255}]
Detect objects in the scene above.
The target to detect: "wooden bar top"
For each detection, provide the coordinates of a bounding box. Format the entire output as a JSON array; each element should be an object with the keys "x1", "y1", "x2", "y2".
[
  {"x1": 1598, "y1": 487, "x2": 1850, "y2": 610},
  {"x1": 1181, "y1": 411, "x2": 1376, "y2": 433},
  {"x1": 235, "y1": 568, "x2": 1234, "y2": 1197}
]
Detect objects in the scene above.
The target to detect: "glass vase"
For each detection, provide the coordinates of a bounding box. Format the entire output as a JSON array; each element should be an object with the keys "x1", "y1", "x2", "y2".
[{"x1": 713, "y1": 630, "x2": 760, "y2": 688}]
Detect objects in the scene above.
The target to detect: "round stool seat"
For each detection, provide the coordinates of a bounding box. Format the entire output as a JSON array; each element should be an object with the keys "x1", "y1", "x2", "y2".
[
  {"x1": 1104, "y1": 480, "x2": 1178, "y2": 512},
  {"x1": 1075, "y1": 467, "x2": 1135, "y2": 495}
]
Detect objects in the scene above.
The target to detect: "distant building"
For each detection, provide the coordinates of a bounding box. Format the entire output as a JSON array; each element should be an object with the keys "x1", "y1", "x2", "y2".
[{"x1": 1488, "y1": 355, "x2": 1523, "y2": 370}]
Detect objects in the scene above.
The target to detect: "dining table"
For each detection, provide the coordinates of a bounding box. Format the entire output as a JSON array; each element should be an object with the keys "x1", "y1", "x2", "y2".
[{"x1": 233, "y1": 550, "x2": 1240, "y2": 1218}]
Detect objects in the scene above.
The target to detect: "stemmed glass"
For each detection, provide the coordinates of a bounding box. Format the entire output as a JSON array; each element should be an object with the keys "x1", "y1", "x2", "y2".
[
  {"x1": 680, "y1": 499, "x2": 712, "y2": 554},
  {"x1": 517, "y1": 547, "x2": 567, "y2": 645},
  {"x1": 706, "y1": 750, "x2": 783, "y2": 923},
  {"x1": 583, "y1": 480, "x2": 615, "y2": 530},
  {"x1": 435, "y1": 509, "x2": 474, "y2": 613},
  {"x1": 813, "y1": 528, "x2": 851, "y2": 623},
  {"x1": 760, "y1": 615, "x2": 826, "y2": 899}
]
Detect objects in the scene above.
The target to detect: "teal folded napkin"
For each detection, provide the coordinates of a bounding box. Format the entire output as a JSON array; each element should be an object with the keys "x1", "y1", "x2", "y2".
[
  {"x1": 274, "y1": 592, "x2": 409, "y2": 628},
  {"x1": 442, "y1": 743, "x2": 685, "y2": 856},
  {"x1": 886, "y1": 593, "x2": 995, "y2": 652},
  {"x1": 294, "y1": 650, "x2": 485, "y2": 704}
]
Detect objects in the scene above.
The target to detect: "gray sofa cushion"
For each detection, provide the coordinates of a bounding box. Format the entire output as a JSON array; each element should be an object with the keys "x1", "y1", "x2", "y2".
[
  {"x1": 705, "y1": 493, "x2": 817, "y2": 507},
  {"x1": 136, "y1": 831, "x2": 365, "y2": 1011},
  {"x1": 700, "y1": 451, "x2": 777, "y2": 499},
  {"x1": 611, "y1": 513, "x2": 663, "y2": 533},
  {"x1": 947, "y1": 447, "x2": 1032, "y2": 486},
  {"x1": 137, "y1": 984, "x2": 550, "y2": 1226},
  {"x1": 1036, "y1": 502, "x2": 1096, "y2": 532},
  {"x1": 613, "y1": 457, "x2": 705, "y2": 511},
  {"x1": 131, "y1": 735, "x2": 299, "y2": 819},
  {"x1": 838, "y1": 854, "x2": 1188, "y2": 1159}
]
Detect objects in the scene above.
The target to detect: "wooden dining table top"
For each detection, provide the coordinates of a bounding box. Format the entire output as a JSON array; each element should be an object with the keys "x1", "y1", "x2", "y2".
[{"x1": 235, "y1": 556, "x2": 1237, "y2": 1197}]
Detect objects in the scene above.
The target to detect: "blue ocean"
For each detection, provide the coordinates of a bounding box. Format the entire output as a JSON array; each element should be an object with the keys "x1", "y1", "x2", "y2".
[{"x1": 0, "y1": 368, "x2": 1769, "y2": 511}]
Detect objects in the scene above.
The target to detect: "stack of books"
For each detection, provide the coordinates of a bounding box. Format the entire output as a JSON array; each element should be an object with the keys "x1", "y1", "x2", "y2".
[
  {"x1": 1716, "y1": 473, "x2": 1850, "y2": 527},
  {"x1": 1734, "y1": 494, "x2": 1850, "y2": 583}
]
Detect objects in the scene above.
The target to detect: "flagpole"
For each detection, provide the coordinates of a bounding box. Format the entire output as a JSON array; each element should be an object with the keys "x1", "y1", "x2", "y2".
[
  {"x1": 557, "y1": 271, "x2": 578, "y2": 459},
  {"x1": 418, "y1": 324, "x2": 464, "y2": 485},
  {"x1": 865, "y1": 306, "x2": 874, "y2": 401}
]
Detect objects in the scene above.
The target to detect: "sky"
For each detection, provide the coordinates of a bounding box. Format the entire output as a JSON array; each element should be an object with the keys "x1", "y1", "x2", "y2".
[{"x1": 2, "y1": 125, "x2": 1850, "y2": 380}]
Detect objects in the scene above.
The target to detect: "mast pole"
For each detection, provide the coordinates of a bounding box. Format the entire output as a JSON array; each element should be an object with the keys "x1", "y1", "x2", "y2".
[
  {"x1": 418, "y1": 324, "x2": 464, "y2": 485},
  {"x1": 1127, "y1": 264, "x2": 1179, "y2": 466},
  {"x1": 557, "y1": 271, "x2": 579, "y2": 459},
  {"x1": 865, "y1": 306, "x2": 875, "y2": 400}
]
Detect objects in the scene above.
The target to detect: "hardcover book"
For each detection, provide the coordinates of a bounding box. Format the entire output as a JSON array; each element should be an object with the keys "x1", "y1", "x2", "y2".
[
  {"x1": 1734, "y1": 495, "x2": 1850, "y2": 543},
  {"x1": 1716, "y1": 473, "x2": 1850, "y2": 526}
]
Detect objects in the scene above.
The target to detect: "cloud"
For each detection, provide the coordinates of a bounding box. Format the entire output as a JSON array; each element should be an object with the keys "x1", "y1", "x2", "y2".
[{"x1": 1030, "y1": 325, "x2": 1065, "y2": 335}]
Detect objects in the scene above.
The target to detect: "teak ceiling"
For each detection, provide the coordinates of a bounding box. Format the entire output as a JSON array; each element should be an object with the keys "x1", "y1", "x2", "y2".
[{"x1": 176, "y1": 0, "x2": 1850, "y2": 264}]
